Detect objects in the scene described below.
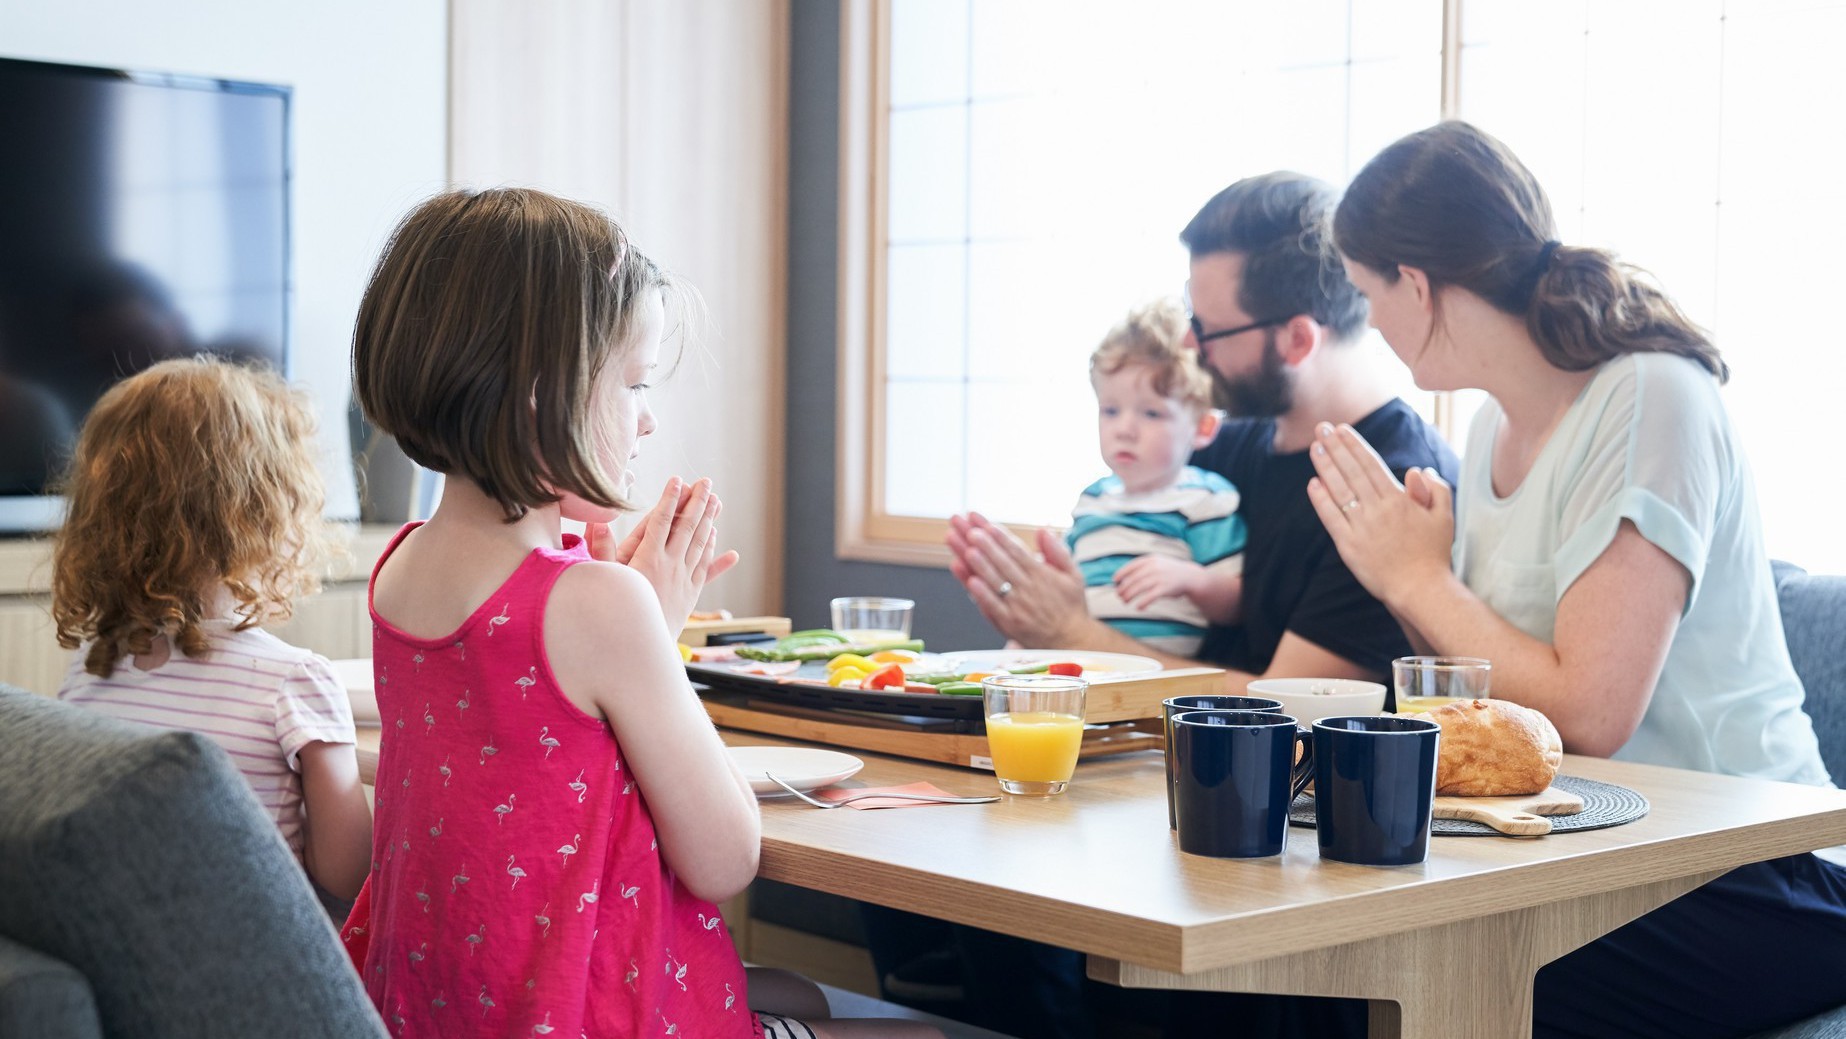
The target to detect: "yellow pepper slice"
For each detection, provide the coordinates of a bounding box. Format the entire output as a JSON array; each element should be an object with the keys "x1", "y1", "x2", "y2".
[
  {"x1": 827, "y1": 666, "x2": 870, "y2": 687},
  {"x1": 826, "y1": 653, "x2": 875, "y2": 673},
  {"x1": 677, "y1": 642, "x2": 693, "y2": 662}
]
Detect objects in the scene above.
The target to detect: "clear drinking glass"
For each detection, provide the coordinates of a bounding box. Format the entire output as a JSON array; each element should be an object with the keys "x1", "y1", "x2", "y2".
[
  {"x1": 829, "y1": 597, "x2": 914, "y2": 643},
  {"x1": 1391, "y1": 656, "x2": 1492, "y2": 714},
  {"x1": 982, "y1": 674, "x2": 1087, "y2": 796}
]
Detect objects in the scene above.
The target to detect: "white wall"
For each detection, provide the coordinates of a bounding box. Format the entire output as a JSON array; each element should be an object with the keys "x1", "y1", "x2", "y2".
[
  {"x1": 1, "y1": 1, "x2": 450, "y2": 518},
  {"x1": 449, "y1": 0, "x2": 789, "y2": 615}
]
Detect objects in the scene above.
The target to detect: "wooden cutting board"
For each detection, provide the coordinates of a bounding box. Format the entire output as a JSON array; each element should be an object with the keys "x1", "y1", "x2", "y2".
[{"x1": 1431, "y1": 784, "x2": 1585, "y2": 836}]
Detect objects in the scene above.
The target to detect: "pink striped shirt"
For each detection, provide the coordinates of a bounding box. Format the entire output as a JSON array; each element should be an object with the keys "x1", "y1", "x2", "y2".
[{"x1": 59, "y1": 620, "x2": 357, "y2": 860}]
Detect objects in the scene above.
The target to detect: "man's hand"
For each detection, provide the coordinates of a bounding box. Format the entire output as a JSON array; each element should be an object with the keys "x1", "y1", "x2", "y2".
[
  {"x1": 1112, "y1": 555, "x2": 1205, "y2": 611},
  {"x1": 946, "y1": 513, "x2": 1091, "y2": 648}
]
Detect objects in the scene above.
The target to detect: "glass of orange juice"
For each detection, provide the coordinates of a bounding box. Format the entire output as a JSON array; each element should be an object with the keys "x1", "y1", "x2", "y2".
[
  {"x1": 1391, "y1": 656, "x2": 1491, "y2": 714},
  {"x1": 982, "y1": 674, "x2": 1087, "y2": 796}
]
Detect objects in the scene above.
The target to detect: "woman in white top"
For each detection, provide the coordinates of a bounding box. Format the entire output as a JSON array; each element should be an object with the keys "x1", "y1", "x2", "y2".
[{"x1": 1309, "y1": 121, "x2": 1846, "y2": 1039}]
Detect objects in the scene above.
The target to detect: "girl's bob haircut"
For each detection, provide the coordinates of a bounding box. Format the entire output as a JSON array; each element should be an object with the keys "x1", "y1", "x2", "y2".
[
  {"x1": 352, "y1": 187, "x2": 672, "y2": 522},
  {"x1": 51, "y1": 356, "x2": 334, "y2": 677}
]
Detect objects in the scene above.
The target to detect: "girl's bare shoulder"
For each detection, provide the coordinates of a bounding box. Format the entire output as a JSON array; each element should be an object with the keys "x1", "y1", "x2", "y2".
[{"x1": 547, "y1": 560, "x2": 669, "y2": 645}]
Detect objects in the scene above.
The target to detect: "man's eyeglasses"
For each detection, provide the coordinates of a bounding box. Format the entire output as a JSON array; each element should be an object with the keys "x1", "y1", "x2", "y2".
[{"x1": 1189, "y1": 313, "x2": 1285, "y2": 346}]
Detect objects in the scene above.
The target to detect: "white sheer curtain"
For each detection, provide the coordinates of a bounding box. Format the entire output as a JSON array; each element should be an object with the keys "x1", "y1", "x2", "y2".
[{"x1": 1457, "y1": 0, "x2": 1846, "y2": 572}]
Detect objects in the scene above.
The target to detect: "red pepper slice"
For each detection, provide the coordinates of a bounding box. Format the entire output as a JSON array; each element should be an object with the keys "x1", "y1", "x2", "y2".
[
  {"x1": 1046, "y1": 662, "x2": 1084, "y2": 677},
  {"x1": 865, "y1": 663, "x2": 907, "y2": 690}
]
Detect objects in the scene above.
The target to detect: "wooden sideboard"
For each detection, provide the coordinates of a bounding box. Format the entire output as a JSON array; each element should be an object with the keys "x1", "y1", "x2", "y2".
[{"x1": 0, "y1": 524, "x2": 401, "y2": 696}]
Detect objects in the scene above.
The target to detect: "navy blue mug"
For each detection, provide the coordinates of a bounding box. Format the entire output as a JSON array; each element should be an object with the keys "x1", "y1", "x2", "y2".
[
  {"x1": 1172, "y1": 710, "x2": 1314, "y2": 858},
  {"x1": 1312, "y1": 715, "x2": 1441, "y2": 866},
  {"x1": 1163, "y1": 695, "x2": 1284, "y2": 829}
]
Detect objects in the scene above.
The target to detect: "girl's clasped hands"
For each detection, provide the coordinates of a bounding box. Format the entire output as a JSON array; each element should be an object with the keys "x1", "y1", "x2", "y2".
[{"x1": 587, "y1": 476, "x2": 741, "y2": 628}]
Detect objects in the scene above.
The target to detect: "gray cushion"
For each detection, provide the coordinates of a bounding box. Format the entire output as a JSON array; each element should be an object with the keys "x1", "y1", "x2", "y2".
[
  {"x1": 1748, "y1": 1002, "x2": 1846, "y2": 1039},
  {"x1": 0, "y1": 933, "x2": 101, "y2": 1039},
  {"x1": 0, "y1": 688, "x2": 384, "y2": 1038},
  {"x1": 1773, "y1": 562, "x2": 1846, "y2": 786}
]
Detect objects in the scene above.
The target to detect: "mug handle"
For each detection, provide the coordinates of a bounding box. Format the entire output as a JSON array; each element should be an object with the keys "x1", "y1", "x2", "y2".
[{"x1": 1289, "y1": 729, "x2": 1315, "y2": 800}]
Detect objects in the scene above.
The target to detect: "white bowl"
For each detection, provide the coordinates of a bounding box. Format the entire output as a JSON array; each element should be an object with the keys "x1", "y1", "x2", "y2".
[{"x1": 1245, "y1": 678, "x2": 1388, "y2": 727}]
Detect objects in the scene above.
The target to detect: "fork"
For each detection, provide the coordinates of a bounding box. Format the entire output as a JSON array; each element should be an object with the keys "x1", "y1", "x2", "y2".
[{"x1": 764, "y1": 772, "x2": 999, "y2": 807}]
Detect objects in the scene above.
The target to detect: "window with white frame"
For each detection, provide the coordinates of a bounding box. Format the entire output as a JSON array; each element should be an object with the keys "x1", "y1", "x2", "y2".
[{"x1": 840, "y1": 0, "x2": 1846, "y2": 574}]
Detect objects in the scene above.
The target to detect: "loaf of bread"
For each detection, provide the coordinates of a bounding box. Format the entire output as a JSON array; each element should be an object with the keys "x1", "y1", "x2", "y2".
[{"x1": 1428, "y1": 699, "x2": 1563, "y2": 796}]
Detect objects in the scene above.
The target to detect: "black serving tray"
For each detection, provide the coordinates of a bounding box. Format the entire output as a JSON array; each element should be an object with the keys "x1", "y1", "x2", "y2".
[{"x1": 685, "y1": 658, "x2": 986, "y2": 725}]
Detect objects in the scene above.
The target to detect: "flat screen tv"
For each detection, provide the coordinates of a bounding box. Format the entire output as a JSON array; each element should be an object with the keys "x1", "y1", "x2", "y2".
[{"x1": 0, "y1": 56, "x2": 290, "y2": 533}]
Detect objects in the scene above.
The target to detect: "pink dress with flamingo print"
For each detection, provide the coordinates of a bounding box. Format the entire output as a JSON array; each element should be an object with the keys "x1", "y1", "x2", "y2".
[{"x1": 342, "y1": 525, "x2": 757, "y2": 1038}]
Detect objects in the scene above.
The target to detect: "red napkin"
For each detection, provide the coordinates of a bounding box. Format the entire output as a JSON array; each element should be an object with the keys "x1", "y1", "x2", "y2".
[{"x1": 816, "y1": 781, "x2": 967, "y2": 810}]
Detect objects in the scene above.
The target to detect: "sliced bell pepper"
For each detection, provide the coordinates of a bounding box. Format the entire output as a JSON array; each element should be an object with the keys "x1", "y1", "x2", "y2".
[
  {"x1": 865, "y1": 664, "x2": 907, "y2": 691},
  {"x1": 828, "y1": 666, "x2": 870, "y2": 687},
  {"x1": 1046, "y1": 662, "x2": 1084, "y2": 677},
  {"x1": 826, "y1": 653, "x2": 875, "y2": 673}
]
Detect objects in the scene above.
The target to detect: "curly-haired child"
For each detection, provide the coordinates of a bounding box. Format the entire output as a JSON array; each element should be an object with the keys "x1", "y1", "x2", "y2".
[
  {"x1": 1070, "y1": 299, "x2": 1247, "y2": 657},
  {"x1": 52, "y1": 356, "x2": 373, "y2": 901}
]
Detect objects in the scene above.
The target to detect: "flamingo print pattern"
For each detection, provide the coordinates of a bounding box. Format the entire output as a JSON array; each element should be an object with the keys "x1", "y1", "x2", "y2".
[{"x1": 345, "y1": 529, "x2": 753, "y2": 1038}]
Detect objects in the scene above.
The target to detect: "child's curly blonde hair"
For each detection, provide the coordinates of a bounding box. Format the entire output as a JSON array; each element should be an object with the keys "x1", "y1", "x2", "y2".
[
  {"x1": 1089, "y1": 298, "x2": 1214, "y2": 412},
  {"x1": 51, "y1": 357, "x2": 335, "y2": 677}
]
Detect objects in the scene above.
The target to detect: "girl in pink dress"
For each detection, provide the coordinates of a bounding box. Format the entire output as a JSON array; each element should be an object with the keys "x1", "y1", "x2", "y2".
[{"x1": 340, "y1": 188, "x2": 939, "y2": 1039}]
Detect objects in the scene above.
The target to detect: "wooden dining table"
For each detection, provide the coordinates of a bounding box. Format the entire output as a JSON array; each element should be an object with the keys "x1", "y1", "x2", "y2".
[{"x1": 727, "y1": 731, "x2": 1846, "y2": 1039}]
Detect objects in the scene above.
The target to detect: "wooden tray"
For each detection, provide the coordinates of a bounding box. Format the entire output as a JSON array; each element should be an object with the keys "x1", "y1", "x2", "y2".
[
  {"x1": 688, "y1": 658, "x2": 1223, "y2": 726},
  {"x1": 678, "y1": 614, "x2": 791, "y2": 647},
  {"x1": 693, "y1": 663, "x2": 1224, "y2": 769}
]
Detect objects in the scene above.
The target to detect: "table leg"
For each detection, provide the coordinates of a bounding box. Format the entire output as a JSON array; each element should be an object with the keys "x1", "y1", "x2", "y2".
[{"x1": 1091, "y1": 870, "x2": 1722, "y2": 1039}]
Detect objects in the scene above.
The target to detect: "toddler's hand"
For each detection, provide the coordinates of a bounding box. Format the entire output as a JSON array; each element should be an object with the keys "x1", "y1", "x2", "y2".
[
  {"x1": 617, "y1": 477, "x2": 742, "y2": 630},
  {"x1": 1112, "y1": 556, "x2": 1203, "y2": 611}
]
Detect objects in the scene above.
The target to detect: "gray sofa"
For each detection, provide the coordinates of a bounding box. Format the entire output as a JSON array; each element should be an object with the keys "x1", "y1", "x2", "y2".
[
  {"x1": 1749, "y1": 562, "x2": 1846, "y2": 1039},
  {"x1": 0, "y1": 687, "x2": 384, "y2": 1038}
]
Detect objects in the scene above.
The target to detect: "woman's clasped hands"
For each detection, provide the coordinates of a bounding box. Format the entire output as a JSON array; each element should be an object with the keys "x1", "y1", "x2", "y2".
[
  {"x1": 1306, "y1": 422, "x2": 1454, "y2": 606},
  {"x1": 587, "y1": 476, "x2": 741, "y2": 628}
]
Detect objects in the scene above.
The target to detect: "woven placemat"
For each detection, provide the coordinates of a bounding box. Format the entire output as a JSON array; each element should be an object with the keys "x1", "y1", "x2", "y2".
[{"x1": 1288, "y1": 773, "x2": 1650, "y2": 837}]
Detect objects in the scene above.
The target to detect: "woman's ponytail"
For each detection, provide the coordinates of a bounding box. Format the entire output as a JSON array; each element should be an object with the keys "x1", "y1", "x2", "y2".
[{"x1": 1527, "y1": 246, "x2": 1727, "y2": 382}]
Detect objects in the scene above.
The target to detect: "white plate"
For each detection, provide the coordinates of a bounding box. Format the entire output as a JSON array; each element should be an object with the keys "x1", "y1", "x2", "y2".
[
  {"x1": 729, "y1": 746, "x2": 865, "y2": 798},
  {"x1": 937, "y1": 649, "x2": 1162, "y2": 679}
]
